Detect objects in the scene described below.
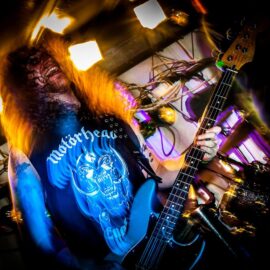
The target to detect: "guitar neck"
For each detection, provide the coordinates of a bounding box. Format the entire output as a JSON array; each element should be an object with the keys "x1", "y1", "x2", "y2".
[
  {"x1": 154, "y1": 67, "x2": 238, "y2": 240},
  {"x1": 137, "y1": 22, "x2": 256, "y2": 270},
  {"x1": 197, "y1": 68, "x2": 238, "y2": 136}
]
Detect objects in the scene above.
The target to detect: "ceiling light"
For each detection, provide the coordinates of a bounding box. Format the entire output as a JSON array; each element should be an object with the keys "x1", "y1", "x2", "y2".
[
  {"x1": 31, "y1": 10, "x2": 73, "y2": 42},
  {"x1": 68, "y1": 41, "x2": 103, "y2": 71},
  {"x1": 133, "y1": 0, "x2": 166, "y2": 29},
  {"x1": 42, "y1": 12, "x2": 73, "y2": 34}
]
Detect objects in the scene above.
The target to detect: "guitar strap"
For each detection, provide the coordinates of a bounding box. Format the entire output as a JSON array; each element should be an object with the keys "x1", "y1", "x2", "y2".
[
  {"x1": 122, "y1": 120, "x2": 162, "y2": 183},
  {"x1": 133, "y1": 150, "x2": 162, "y2": 183}
]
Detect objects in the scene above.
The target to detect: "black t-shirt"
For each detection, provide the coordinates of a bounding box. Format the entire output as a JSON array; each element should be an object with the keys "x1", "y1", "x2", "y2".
[{"x1": 29, "y1": 110, "x2": 147, "y2": 259}]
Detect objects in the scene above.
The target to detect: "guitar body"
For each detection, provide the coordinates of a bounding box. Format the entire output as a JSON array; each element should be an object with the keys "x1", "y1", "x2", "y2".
[
  {"x1": 108, "y1": 179, "x2": 205, "y2": 270},
  {"x1": 122, "y1": 224, "x2": 205, "y2": 270}
]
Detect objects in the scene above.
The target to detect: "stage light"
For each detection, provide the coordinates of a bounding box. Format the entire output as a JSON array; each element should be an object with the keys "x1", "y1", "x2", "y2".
[
  {"x1": 68, "y1": 41, "x2": 103, "y2": 71},
  {"x1": 192, "y1": 0, "x2": 208, "y2": 15},
  {"x1": 42, "y1": 12, "x2": 73, "y2": 34},
  {"x1": 31, "y1": 10, "x2": 73, "y2": 41},
  {"x1": 133, "y1": 0, "x2": 166, "y2": 29},
  {"x1": 170, "y1": 10, "x2": 189, "y2": 26},
  {"x1": 157, "y1": 106, "x2": 176, "y2": 125}
]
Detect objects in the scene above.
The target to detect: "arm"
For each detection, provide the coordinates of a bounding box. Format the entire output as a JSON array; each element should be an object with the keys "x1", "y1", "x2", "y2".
[
  {"x1": 130, "y1": 123, "x2": 221, "y2": 189},
  {"x1": 8, "y1": 147, "x2": 79, "y2": 268}
]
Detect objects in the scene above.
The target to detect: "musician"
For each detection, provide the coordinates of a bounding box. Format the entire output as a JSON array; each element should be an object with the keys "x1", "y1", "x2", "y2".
[{"x1": 0, "y1": 37, "x2": 220, "y2": 269}]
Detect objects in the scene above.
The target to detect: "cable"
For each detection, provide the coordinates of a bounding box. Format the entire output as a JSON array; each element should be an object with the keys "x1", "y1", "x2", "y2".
[{"x1": 157, "y1": 126, "x2": 176, "y2": 157}]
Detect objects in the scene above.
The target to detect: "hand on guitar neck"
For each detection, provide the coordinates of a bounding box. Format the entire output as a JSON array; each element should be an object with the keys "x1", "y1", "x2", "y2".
[{"x1": 196, "y1": 126, "x2": 222, "y2": 162}]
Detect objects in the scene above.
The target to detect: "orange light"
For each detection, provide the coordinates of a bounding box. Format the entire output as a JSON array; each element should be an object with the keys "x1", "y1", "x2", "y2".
[
  {"x1": 0, "y1": 96, "x2": 3, "y2": 113},
  {"x1": 170, "y1": 10, "x2": 189, "y2": 26},
  {"x1": 219, "y1": 160, "x2": 235, "y2": 174},
  {"x1": 158, "y1": 106, "x2": 176, "y2": 125},
  {"x1": 192, "y1": 0, "x2": 208, "y2": 15}
]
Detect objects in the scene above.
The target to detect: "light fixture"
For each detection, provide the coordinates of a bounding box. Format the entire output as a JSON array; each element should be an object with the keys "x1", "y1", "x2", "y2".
[
  {"x1": 42, "y1": 12, "x2": 73, "y2": 34},
  {"x1": 170, "y1": 10, "x2": 189, "y2": 26},
  {"x1": 157, "y1": 106, "x2": 177, "y2": 125},
  {"x1": 68, "y1": 41, "x2": 103, "y2": 71},
  {"x1": 133, "y1": 0, "x2": 167, "y2": 29},
  {"x1": 31, "y1": 10, "x2": 74, "y2": 42}
]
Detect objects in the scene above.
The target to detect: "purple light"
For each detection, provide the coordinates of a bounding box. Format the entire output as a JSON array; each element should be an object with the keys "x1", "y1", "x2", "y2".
[
  {"x1": 250, "y1": 130, "x2": 270, "y2": 157},
  {"x1": 114, "y1": 81, "x2": 137, "y2": 110},
  {"x1": 135, "y1": 110, "x2": 152, "y2": 123}
]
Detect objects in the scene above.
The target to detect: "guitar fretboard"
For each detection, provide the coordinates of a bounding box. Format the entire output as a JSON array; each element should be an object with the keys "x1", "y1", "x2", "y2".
[
  {"x1": 137, "y1": 68, "x2": 238, "y2": 269},
  {"x1": 154, "y1": 68, "x2": 238, "y2": 240}
]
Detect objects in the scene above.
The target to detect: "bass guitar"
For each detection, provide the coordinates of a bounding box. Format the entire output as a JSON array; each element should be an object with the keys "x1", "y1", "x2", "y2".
[{"x1": 108, "y1": 22, "x2": 256, "y2": 270}]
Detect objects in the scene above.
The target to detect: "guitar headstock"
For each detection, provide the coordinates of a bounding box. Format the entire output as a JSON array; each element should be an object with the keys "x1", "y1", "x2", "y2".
[{"x1": 219, "y1": 23, "x2": 256, "y2": 70}]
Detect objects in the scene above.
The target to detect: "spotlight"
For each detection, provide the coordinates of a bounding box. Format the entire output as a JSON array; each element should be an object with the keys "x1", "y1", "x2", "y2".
[
  {"x1": 31, "y1": 10, "x2": 74, "y2": 42},
  {"x1": 157, "y1": 106, "x2": 176, "y2": 125},
  {"x1": 42, "y1": 12, "x2": 73, "y2": 34},
  {"x1": 133, "y1": 0, "x2": 167, "y2": 29},
  {"x1": 68, "y1": 41, "x2": 103, "y2": 71},
  {"x1": 170, "y1": 10, "x2": 189, "y2": 26}
]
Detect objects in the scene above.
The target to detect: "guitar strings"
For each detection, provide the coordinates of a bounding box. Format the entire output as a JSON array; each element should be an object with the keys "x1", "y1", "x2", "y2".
[
  {"x1": 138, "y1": 29, "x2": 251, "y2": 268},
  {"x1": 141, "y1": 69, "x2": 234, "y2": 268},
  {"x1": 138, "y1": 69, "x2": 233, "y2": 269},
  {"x1": 153, "y1": 33, "x2": 247, "y2": 261},
  {"x1": 138, "y1": 68, "x2": 236, "y2": 269}
]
